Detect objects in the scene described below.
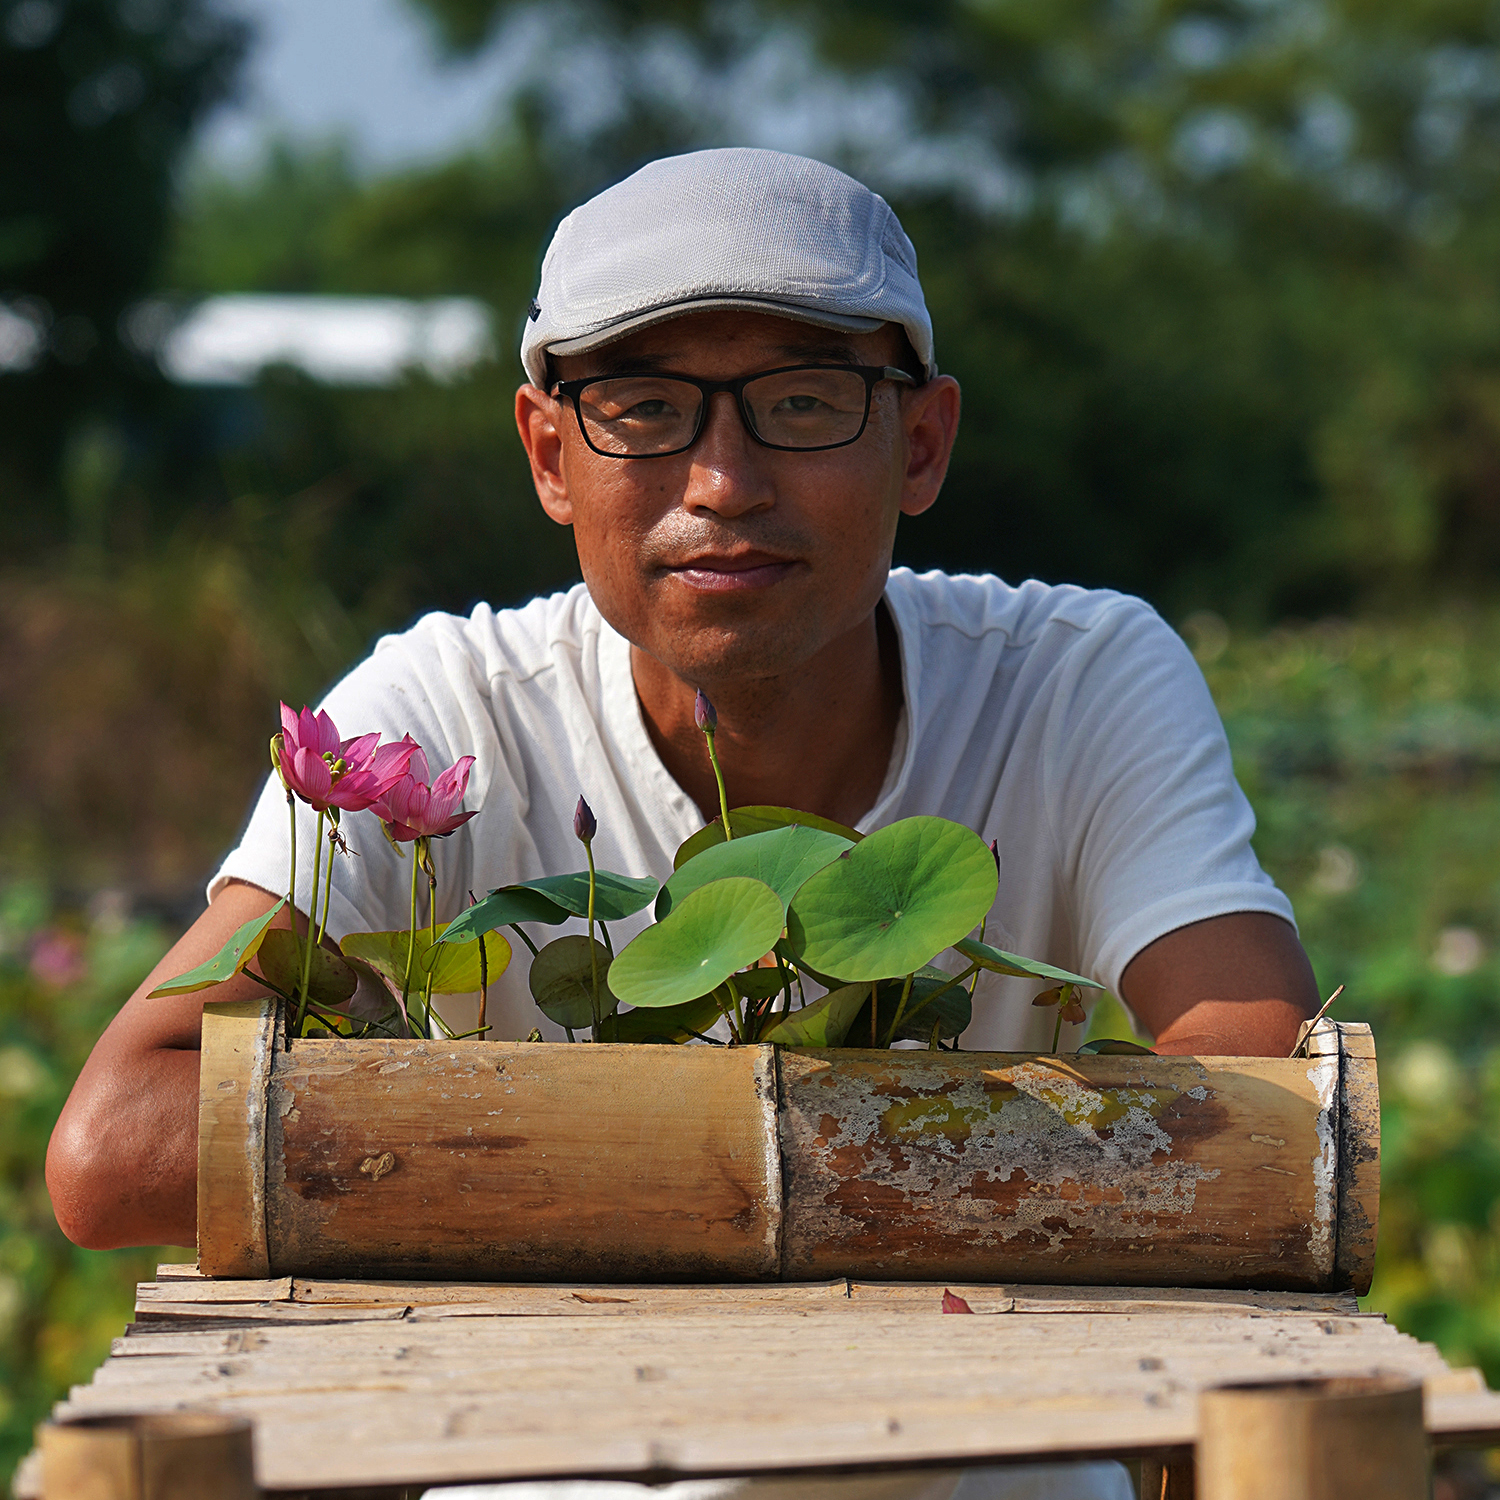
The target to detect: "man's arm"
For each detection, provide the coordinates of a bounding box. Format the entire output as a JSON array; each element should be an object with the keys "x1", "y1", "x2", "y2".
[
  {"x1": 47, "y1": 881, "x2": 298, "y2": 1250},
  {"x1": 1119, "y1": 911, "x2": 1319, "y2": 1057}
]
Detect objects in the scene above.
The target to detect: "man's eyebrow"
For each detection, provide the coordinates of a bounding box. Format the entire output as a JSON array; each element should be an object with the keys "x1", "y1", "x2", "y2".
[{"x1": 584, "y1": 341, "x2": 863, "y2": 377}]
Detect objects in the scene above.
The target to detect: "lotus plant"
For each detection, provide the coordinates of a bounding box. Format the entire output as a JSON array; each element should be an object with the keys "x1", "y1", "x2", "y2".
[{"x1": 154, "y1": 699, "x2": 1125, "y2": 1055}]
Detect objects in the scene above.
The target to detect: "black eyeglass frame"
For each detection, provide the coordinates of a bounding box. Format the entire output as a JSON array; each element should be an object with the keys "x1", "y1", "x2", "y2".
[{"x1": 549, "y1": 363, "x2": 921, "y2": 459}]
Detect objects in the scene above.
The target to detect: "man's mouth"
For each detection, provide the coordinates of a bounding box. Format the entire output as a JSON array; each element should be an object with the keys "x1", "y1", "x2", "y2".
[{"x1": 666, "y1": 552, "x2": 799, "y2": 592}]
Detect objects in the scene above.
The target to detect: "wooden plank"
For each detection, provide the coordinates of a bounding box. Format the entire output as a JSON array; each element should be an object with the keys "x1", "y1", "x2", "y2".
[
  {"x1": 263, "y1": 1039, "x2": 782, "y2": 1281},
  {"x1": 137, "y1": 1277, "x2": 293, "y2": 1306},
  {"x1": 197, "y1": 996, "x2": 278, "y2": 1278},
  {"x1": 778, "y1": 1049, "x2": 1347, "y2": 1289},
  {"x1": 51, "y1": 1279, "x2": 1500, "y2": 1496}
]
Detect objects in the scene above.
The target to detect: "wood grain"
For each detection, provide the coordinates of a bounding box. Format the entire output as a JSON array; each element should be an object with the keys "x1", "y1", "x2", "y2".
[
  {"x1": 263, "y1": 1038, "x2": 781, "y2": 1280},
  {"x1": 777, "y1": 1046, "x2": 1353, "y2": 1288},
  {"x1": 25, "y1": 1278, "x2": 1500, "y2": 1496},
  {"x1": 196, "y1": 997, "x2": 278, "y2": 1278}
]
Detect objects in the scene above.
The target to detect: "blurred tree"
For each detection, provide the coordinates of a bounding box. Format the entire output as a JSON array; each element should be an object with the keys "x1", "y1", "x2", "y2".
[
  {"x1": 0, "y1": 0, "x2": 247, "y2": 552},
  {"x1": 393, "y1": 0, "x2": 1500, "y2": 615}
]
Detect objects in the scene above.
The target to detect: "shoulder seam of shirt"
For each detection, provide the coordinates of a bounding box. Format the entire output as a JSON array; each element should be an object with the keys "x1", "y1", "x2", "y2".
[{"x1": 905, "y1": 583, "x2": 1158, "y2": 649}]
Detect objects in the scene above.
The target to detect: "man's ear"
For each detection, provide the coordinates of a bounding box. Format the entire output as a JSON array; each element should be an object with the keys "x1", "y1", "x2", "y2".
[
  {"x1": 898, "y1": 375, "x2": 962, "y2": 518},
  {"x1": 515, "y1": 384, "x2": 574, "y2": 525}
]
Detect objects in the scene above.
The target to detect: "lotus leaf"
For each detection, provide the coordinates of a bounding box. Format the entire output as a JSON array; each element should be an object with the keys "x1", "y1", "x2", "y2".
[
  {"x1": 760, "y1": 984, "x2": 869, "y2": 1047},
  {"x1": 255, "y1": 928, "x2": 358, "y2": 1007},
  {"x1": 341, "y1": 926, "x2": 511, "y2": 994},
  {"x1": 850, "y1": 971, "x2": 974, "y2": 1045},
  {"x1": 657, "y1": 823, "x2": 851, "y2": 919},
  {"x1": 785, "y1": 816, "x2": 998, "y2": 980},
  {"x1": 609, "y1": 877, "x2": 786, "y2": 1008},
  {"x1": 528, "y1": 935, "x2": 619, "y2": 1029},
  {"x1": 673, "y1": 805, "x2": 862, "y2": 869},
  {"x1": 599, "y1": 992, "x2": 724, "y2": 1044},
  {"x1": 954, "y1": 936, "x2": 1100, "y2": 989},
  {"x1": 440, "y1": 885, "x2": 576, "y2": 943},
  {"x1": 148, "y1": 899, "x2": 287, "y2": 996}
]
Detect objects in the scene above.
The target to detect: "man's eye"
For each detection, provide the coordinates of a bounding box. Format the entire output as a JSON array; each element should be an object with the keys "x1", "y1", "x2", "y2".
[
  {"x1": 774, "y1": 393, "x2": 829, "y2": 414},
  {"x1": 622, "y1": 399, "x2": 677, "y2": 420}
]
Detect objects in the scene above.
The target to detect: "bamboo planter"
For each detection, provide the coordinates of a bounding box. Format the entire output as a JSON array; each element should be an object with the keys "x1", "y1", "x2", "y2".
[{"x1": 198, "y1": 998, "x2": 1379, "y2": 1291}]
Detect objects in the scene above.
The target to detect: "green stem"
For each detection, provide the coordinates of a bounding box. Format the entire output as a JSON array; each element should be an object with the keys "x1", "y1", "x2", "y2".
[
  {"x1": 584, "y1": 838, "x2": 601, "y2": 1040},
  {"x1": 901, "y1": 962, "x2": 980, "y2": 1030},
  {"x1": 1051, "y1": 1007, "x2": 1064, "y2": 1053},
  {"x1": 725, "y1": 974, "x2": 746, "y2": 1039},
  {"x1": 884, "y1": 972, "x2": 916, "y2": 1047},
  {"x1": 598, "y1": 920, "x2": 614, "y2": 959},
  {"x1": 295, "y1": 810, "x2": 326, "y2": 1033},
  {"x1": 508, "y1": 923, "x2": 540, "y2": 958},
  {"x1": 928, "y1": 1019, "x2": 942, "y2": 1050},
  {"x1": 423, "y1": 848, "x2": 438, "y2": 1038},
  {"x1": 285, "y1": 793, "x2": 302, "y2": 1031},
  {"x1": 401, "y1": 850, "x2": 420, "y2": 1026},
  {"x1": 716, "y1": 983, "x2": 744, "y2": 1044},
  {"x1": 705, "y1": 728, "x2": 733, "y2": 839},
  {"x1": 870, "y1": 981, "x2": 879, "y2": 1046},
  {"x1": 565, "y1": 1026, "x2": 577, "y2": 1043},
  {"x1": 316, "y1": 818, "x2": 337, "y2": 949}
]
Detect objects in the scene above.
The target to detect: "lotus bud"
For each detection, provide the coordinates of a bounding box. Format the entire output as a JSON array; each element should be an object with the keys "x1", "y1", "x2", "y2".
[
  {"x1": 1031, "y1": 986, "x2": 1063, "y2": 1008},
  {"x1": 270, "y1": 732, "x2": 288, "y2": 790},
  {"x1": 989, "y1": 839, "x2": 1000, "y2": 875},
  {"x1": 941, "y1": 1289, "x2": 974, "y2": 1314},
  {"x1": 573, "y1": 795, "x2": 597, "y2": 843},
  {"x1": 694, "y1": 689, "x2": 717, "y2": 734}
]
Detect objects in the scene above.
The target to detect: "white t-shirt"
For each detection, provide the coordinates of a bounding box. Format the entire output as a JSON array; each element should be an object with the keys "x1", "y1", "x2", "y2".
[{"x1": 212, "y1": 568, "x2": 1293, "y2": 1046}]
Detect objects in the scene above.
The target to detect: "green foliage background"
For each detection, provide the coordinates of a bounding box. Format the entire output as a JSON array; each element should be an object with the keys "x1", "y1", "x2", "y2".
[{"x1": 11, "y1": 0, "x2": 1500, "y2": 1483}]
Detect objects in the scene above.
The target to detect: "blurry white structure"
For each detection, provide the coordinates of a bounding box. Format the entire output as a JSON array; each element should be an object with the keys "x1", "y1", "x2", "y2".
[
  {"x1": 148, "y1": 295, "x2": 496, "y2": 386},
  {"x1": 0, "y1": 302, "x2": 46, "y2": 373}
]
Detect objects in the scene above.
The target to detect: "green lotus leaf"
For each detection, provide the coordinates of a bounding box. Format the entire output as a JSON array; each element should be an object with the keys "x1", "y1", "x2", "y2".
[
  {"x1": 598, "y1": 992, "x2": 724, "y2": 1044},
  {"x1": 761, "y1": 983, "x2": 869, "y2": 1047},
  {"x1": 440, "y1": 885, "x2": 575, "y2": 943},
  {"x1": 256, "y1": 927, "x2": 358, "y2": 1007},
  {"x1": 731, "y1": 967, "x2": 790, "y2": 1002},
  {"x1": 954, "y1": 936, "x2": 1101, "y2": 989},
  {"x1": 510, "y1": 869, "x2": 659, "y2": 923},
  {"x1": 673, "y1": 806, "x2": 863, "y2": 869},
  {"x1": 341, "y1": 926, "x2": 511, "y2": 994},
  {"x1": 1077, "y1": 1038, "x2": 1156, "y2": 1055},
  {"x1": 785, "y1": 816, "x2": 998, "y2": 981},
  {"x1": 528, "y1": 935, "x2": 619, "y2": 1029},
  {"x1": 148, "y1": 899, "x2": 287, "y2": 996},
  {"x1": 609, "y1": 877, "x2": 786, "y2": 1008},
  {"x1": 658, "y1": 824, "x2": 852, "y2": 919}
]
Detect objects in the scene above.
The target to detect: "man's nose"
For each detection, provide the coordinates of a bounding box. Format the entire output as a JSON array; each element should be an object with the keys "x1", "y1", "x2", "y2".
[{"x1": 681, "y1": 391, "x2": 774, "y2": 518}]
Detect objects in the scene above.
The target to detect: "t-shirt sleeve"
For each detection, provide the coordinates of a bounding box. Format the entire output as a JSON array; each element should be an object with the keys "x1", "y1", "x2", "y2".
[
  {"x1": 1040, "y1": 600, "x2": 1295, "y2": 995},
  {"x1": 208, "y1": 614, "x2": 497, "y2": 941}
]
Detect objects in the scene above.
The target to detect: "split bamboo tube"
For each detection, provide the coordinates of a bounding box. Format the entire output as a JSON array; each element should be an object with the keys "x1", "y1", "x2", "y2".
[
  {"x1": 1196, "y1": 1377, "x2": 1427, "y2": 1499},
  {"x1": 198, "y1": 999, "x2": 1379, "y2": 1288},
  {"x1": 37, "y1": 1412, "x2": 258, "y2": 1500}
]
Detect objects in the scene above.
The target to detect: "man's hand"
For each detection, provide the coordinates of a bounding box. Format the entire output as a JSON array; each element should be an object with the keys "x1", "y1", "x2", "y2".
[
  {"x1": 47, "y1": 881, "x2": 291, "y2": 1250},
  {"x1": 1120, "y1": 911, "x2": 1319, "y2": 1057}
]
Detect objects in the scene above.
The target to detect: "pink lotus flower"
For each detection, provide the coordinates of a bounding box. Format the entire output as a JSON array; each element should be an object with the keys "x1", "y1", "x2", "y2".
[
  {"x1": 371, "y1": 746, "x2": 478, "y2": 842},
  {"x1": 275, "y1": 704, "x2": 419, "y2": 814}
]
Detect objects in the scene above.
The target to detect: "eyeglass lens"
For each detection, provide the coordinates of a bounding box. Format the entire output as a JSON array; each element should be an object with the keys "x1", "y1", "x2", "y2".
[{"x1": 575, "y1": 368, "x2": 872, "y2": 455}]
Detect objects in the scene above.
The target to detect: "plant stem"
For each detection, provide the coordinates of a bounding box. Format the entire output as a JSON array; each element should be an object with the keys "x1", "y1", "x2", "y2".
[
  {"x1": 295, "y1": 809, "x2": 326, "y2": 1034},
  {"x1": 885, "y1": 972, "x2": 916, "y2": 1047},
  {"x1": 928, "y1": 1019, "x2": 942, "y2": 1050},
  {"x1": 725, "y1": 974, "x2": 747, "y2": 1039},
  {"x1": 564, "y1": 1026, "x2": 576, "y2": 1043},
  {"x1": 316, "y1": 818, "x2": 337, "y2": 949},
  {"x1": 508, "y1": 923, "x2": 540, "y2": 957},
  {"x1": 584, "y1": 838, "x2": 602, "y2": 1040},
  {"x1": 900, "y1": 962, "x2": 980, "y2": 1031},
  {"x1": 870, "y1": 981, "x2": 879, "y2": 1046},
  {"x1": 424, "y1": 843, "x2": 438, "y2": 1039},
  {"x1": 1051, "y1": 1007, "x2": 1064, "y2": 1053},
  {"x1": 401, "y1": 852, "x2": 420, "y2": 1031},
  {"x1": 598, "y1": 920, "x2": 614, "y2": 958},
  {"x1": 286, "y1": 792, "x2": 302, "y2": 983},
  {"x1": 705, "y1": 728, "x2": 733, "y2": 839}
]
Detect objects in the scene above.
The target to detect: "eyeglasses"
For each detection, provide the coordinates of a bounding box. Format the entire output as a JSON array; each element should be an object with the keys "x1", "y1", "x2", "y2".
[{"x1": 550, "y1": 363, "x2": 919, "y2": 459}]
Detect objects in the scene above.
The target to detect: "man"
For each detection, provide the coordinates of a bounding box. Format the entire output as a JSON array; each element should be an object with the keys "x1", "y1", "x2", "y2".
[{"x1": 48, "y1": 148, "x2": 1316, "y2": 1500}]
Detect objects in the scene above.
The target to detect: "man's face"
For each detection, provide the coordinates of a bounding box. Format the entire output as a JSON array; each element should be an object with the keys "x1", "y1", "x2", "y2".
[{"x1": 517, "y1": 310, "x2": 953, "y2": 690}]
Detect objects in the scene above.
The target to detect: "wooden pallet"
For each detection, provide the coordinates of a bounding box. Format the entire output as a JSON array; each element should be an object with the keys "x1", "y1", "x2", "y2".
[{"x1": 20, "y1": 1266, "x2": 1500, "y2": 1497}]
